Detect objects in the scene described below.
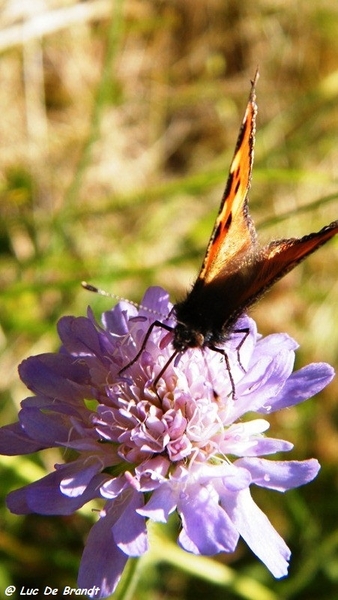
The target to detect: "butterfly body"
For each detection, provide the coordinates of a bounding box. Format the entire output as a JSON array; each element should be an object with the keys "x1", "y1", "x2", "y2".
[
  {"x1": 172, "y1": 71, "x2": 338, "y2": 356},
  {"x1": 173, "y1": 269, "x2": 253, "y2": 351}
]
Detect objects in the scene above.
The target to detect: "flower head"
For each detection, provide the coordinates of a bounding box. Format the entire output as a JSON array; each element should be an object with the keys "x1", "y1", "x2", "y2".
[{"x1": 0, "y1": 286, "x2": 334, "y2": 598}]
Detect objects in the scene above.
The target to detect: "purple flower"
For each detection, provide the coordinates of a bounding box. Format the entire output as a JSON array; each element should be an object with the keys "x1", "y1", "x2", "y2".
[{"x1": 0, "y1": 286, "x2": 334, "y2": 598}]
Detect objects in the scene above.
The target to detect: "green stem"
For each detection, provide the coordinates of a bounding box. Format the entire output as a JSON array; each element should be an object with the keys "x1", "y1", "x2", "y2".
[{"x1": 111, "y1": 557, "x2": 140, "y2": 600}]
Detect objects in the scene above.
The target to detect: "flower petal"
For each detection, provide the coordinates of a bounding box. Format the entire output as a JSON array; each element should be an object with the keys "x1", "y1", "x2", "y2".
[
  {"x1": 178, "y1": 484, "x2": 239, "y2": 554},
  {"x1": 260, "y1": 362, "x2": 335, "y2": 412},
  {"x1": 0, "y1": 422, "x2": 44, "y2": 455},
  {"x1": 18, "y1": 354, "x2": 90, "y2": 401},
  {"x1": 222, "y1": 487, "x2": 291, "y2": 578},
  {"x1": 138, "y1": 485, "x2": 177, "y2": 522},
  {"x1": 235, "y1": 457, "x2": 320, "y2": 491},
  {"x1": 113, "y1": 491, "x2": 148, "y2": 556},
  {"x1": 78, "y1": 506, "x2": 128, "y2": 598},
  {"x1": 7, "y1": 469, "x2": 105, "y2": 515}
]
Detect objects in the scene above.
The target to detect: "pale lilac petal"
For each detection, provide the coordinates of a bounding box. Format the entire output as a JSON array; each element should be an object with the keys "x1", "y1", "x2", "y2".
[
  {"x1": 101, "y1": 475, "x2": 128, "y2": 499},
  {"x1": 137, "y1": 485, "x2": 177, "y2": 522},
  {"x1": 260, "y1": 363, "x2": 335, "y2": 412},
  {"x1": 222, "y1": 488, "x2": 291, "y2": 578},
  {"x1": 7, "y1": 470, "x2": 105, "y2": 515},
  {"x1": 19, "y1": 354, "x2": 91, "y2": 401},
  {"x1": 139, "y1": 286, "x2": 171, "y2": 317},
  {"x1": 102, "y1": 304, "x2": 134, "y2": 336},
  {"x1": 221, "y1": 420, "x2": 293, "y2": 456},
  {"x1": 18, "y1": 404, "x2": 74, "y2": 446},
  {"x1": 60, "y1": 459, "x2": 103, "y2": 497},
  {"x1": 231, "y1": 347, "x2": 296, "y2": 420},
  {"x1": 58, "y1": 315, "x2": 104, "y2": 356},
  {"x1": 136, "y1": 456, "x2": 171, "y2": 491},
  {"x1": 178, "y1": 485, "x2": 239, "y2": 555},
  {"x1": 78, "y1": 508, "x2": 128, "y2": 598},
  {"x1": 235, "y1": 457, "x2": 320, "y2": 491},
  {"x1": 113, "y1": 491, "x2": 148, "y2": 556}
]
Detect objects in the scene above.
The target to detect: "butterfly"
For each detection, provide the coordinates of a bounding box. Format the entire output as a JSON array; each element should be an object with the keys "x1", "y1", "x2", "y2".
[
  {"x1": 91, "y1": 71, "x2": 338, "y2": 395},
  {"x1": 171, "y1": 71, "x2": 338, "y2": 361}
]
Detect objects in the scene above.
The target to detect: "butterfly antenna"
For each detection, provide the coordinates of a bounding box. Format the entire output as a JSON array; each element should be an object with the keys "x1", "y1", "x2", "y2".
[
  {"x1": 251, "y1": 67, "x2": 260, "y2": 87},
  {"x1": 81, "y1": 281, "x2": 168, "y2": 319}
]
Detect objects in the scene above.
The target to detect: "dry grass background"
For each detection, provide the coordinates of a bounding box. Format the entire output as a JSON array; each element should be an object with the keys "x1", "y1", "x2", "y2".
[{"x1": 1, "y1": 1, "x2": 338, "y2": 598}]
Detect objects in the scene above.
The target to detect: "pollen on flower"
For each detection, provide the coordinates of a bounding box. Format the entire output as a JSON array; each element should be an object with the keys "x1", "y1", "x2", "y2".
[{"x1": 0, "y1": 286, "x2": 333, "y2": 599}]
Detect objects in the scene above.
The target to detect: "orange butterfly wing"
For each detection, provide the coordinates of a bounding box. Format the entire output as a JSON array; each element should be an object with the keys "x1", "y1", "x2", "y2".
[
  {"x1": 238, "y1": 223, "x2": 338, "y2": 307},
  {"x1": 199, "y1": 71, "x2": 258, "y2": 284}
]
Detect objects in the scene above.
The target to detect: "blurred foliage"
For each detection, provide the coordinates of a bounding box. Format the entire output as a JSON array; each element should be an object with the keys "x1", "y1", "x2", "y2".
[{"x1": 1, "y1": 0, "x2": 338, "y2": 598}]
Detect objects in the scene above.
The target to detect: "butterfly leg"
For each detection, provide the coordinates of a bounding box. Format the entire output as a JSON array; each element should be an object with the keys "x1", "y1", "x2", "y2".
[
  {"x1": 118, "y1": 319, "x2": 173, "y2": 376},
  {"x1": 231, "y1": 327, "x2": 250, "y2": 373},
  {"x1": 209, "y1": 327, "x2": 250, "y2": 400},
  {"x1": 152, "y1": 349, "x2": 180, "y2": 387},
  {"x1": 208, "y1": 346, "x2": 237, "y2": 400}
]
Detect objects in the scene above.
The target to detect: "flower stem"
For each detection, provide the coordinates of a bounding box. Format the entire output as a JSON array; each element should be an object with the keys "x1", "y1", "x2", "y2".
[{"x1": 112, "y1": 558, "x2": 140, "y2": 600}]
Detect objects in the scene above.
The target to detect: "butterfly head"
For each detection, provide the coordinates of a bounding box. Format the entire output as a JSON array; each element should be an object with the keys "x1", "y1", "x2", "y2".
[{"x1": 172, "y1": 321, "x2": 206, "y2": 352}]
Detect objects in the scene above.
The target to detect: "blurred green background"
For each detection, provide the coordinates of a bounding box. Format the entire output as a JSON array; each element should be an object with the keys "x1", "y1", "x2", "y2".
[{"x1": 1, "y1": 1, "x2": 338, "y2": 598}]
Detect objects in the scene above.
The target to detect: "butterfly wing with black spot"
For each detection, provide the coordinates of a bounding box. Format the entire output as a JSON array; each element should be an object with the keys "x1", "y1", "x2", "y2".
[
  {"x1": 232, "y1": 221, "x2": 338, "y2": 311},
  {"x1": 199, "y1": 71, "x2": 259, "y2": 285}
]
